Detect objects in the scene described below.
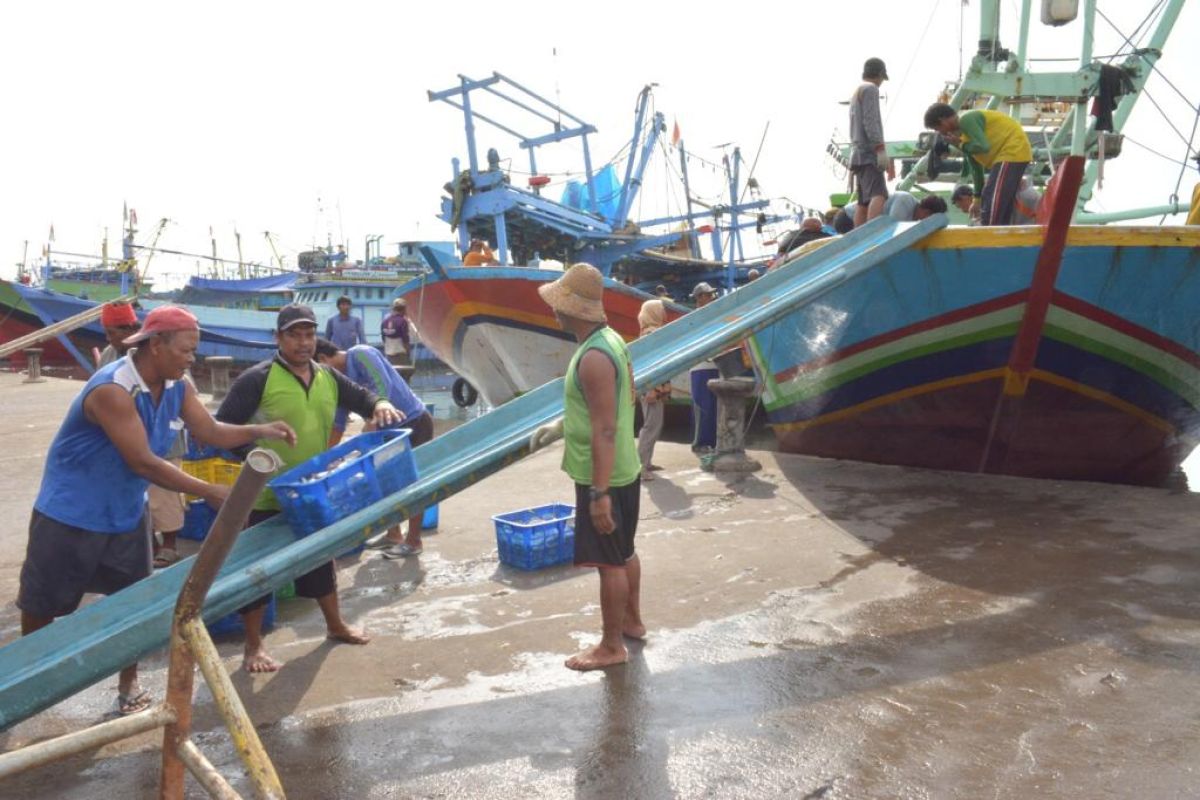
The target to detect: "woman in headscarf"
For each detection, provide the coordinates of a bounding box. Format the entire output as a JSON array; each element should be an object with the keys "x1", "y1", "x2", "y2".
[{"x1": 636, "y1": 299, "x2": 671, "y2": 480}]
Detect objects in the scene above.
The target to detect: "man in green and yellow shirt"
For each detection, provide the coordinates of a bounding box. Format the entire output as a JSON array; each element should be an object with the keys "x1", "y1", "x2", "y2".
[
  {"x1": 925, "y1": 103, "x2": 1033, "y2": 226},
  {"x1": 532, "y1": 263, "x2": 645, "y2": 671}
]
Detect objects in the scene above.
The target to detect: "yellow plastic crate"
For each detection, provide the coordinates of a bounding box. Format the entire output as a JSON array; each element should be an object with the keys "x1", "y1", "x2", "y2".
[{"x1": 182, "y1": 457, "x2": 242, "y2": 500}]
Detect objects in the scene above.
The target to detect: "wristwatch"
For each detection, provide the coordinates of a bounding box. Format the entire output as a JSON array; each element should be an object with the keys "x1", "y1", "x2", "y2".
[{"x1": 588, "y1": 487, "x2": 609, "y2": 502}]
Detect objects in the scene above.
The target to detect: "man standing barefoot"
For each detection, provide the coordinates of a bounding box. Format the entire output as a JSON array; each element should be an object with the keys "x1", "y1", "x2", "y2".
[{"x1": 531, "y1": 264, "x2": 645, "y2": 671}]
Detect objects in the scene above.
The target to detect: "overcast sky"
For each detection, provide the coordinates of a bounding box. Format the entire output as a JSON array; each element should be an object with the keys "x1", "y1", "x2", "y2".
[{"x1": 2, "y1": 0, "x2": 1197, "y2": 287}]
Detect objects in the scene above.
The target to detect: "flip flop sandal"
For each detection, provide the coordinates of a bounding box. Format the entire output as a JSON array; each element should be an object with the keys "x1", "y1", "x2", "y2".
[
  {"x1": 153, "y1": 548, "x2": 180, "y2": 568},
  {"x1": 116, "y1": 689, "x2": 152, "y2": 716}
]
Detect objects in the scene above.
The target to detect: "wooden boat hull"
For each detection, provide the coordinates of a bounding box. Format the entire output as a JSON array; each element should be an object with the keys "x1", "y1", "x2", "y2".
[{"x1": 747, "y1": 226, "x2": 1200, "y2": 486}]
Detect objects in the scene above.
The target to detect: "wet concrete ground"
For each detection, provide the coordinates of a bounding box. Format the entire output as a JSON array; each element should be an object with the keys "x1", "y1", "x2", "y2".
[{"x1": 1, "y1": 372, "x2": 1200, "y2": 798}]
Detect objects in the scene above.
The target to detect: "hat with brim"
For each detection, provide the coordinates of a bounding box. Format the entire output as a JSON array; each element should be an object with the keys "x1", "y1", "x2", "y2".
[
  {"x1": 392, "y1": 298, "x2": 407, "y2": 308},
  {"x1": 101, "y1": 302, "x2": 138, "y2": 329},
  {"x1": 537, "y1": 263, "x2": 607, "y2": 323},
  {"x1": 690, "y1": 281, "x2": 717, "y2": 298},
  {"x1": 122, "y1": 305, "x2": 199, "y2": 345}
]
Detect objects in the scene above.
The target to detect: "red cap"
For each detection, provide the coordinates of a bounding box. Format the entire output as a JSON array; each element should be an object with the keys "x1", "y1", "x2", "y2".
[
  {"x1": 100, "y1": 302, "x2": 138, "y2": 328},
  {"x1": 123, "y1": 305, "x2": 200, "y2": 345}
]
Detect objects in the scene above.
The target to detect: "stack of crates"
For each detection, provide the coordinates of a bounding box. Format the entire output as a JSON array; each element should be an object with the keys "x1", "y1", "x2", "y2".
[
  {"x1": 179, "y1": 448, "x2": 243, "y2": 542},
  {"x1": 492, "y1": 503, "x2": 576, "y2": 570}
]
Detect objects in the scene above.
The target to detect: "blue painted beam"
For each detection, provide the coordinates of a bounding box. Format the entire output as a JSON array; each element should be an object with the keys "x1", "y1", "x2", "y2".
[{"x1": 0, "y1": 215, "x2": 947, "y2": 729}]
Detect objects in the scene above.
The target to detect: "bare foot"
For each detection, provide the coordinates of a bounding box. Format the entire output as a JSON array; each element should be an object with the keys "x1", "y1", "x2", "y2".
[
  {"x1": 243, "y1": 648, "x2": 283, "y2": 673},
  {"x1": 565, "y1": 643, "x2": 628, "y2": 671},
  {"x1": 327, "y1": 624, "x2": 371, "y2": 645},
  {"x1": 622, "y1": 623, "x2": 647, "y2": 641}
]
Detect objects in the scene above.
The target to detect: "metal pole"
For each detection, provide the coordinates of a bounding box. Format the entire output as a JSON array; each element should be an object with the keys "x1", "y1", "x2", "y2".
[
  {"x1": 184, "y1": 617, "x2": 285, "y2": 799},
  {"x1": 176, "y1": 739, "x2": 244, "y2": 800},
  {"x1": 1071, "y1": 0, "x2": 1096, "y2": 158},
  {"x1": 0, "y1": 706, "x2": 176, "y2": 780},
  {"x1": 160, "y1": 448, "x2": 280, "y2": 799},
  {"x1": 1011, "y1": 0, "x2": 1033, "y2": 119}
]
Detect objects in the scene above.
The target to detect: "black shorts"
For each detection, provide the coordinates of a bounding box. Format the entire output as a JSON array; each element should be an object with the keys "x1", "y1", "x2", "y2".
[
  {"x1": 17, "y1": 509, "x2": 153, "y2": 619},
  {"x1": 239, "y1": 509, "x2": 336, "y2": 613},
  {"x1": 851, "y1": 163, "x2": 888, "y2": 205},
  {"x1": 573, "y1": 480, "x2": 640, "y2": 568}
]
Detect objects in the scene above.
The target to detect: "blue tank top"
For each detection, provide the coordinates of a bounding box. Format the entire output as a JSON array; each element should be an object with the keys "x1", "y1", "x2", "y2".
[{"x1": 35, "y1": 354, "x2": 187, "y2": 533}]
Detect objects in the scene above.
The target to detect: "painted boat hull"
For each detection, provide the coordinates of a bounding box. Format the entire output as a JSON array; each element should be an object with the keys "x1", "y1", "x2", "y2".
[
  {"x1": 746, "y1": 226, "x2": 1200, "y2": 486},
  {"x1": 398, "y1": 267, "x2": 678, "y2": 406}
]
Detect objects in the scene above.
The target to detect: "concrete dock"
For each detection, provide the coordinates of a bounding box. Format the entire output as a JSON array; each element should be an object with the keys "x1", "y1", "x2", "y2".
[{"x1": 1, "y1": 371, "x2": 1199, "y2": 799}]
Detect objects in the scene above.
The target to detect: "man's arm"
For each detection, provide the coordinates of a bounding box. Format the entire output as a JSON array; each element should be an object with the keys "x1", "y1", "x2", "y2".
[
  {"x1": 579, "y1": 349, "x2": 618, "y2": 535},
  {"x1": 179, "y1": 382, "x2": 295, "y2": 449},
  {"x1": 84, "y1": 385, "x2": 227, "y2": 505},
  {"x1": 328, "y1": 365, "x2": 402, "y2": 427},
  {"x1": 355, "y1": 317, "x2": 366, "y2": 345},
  {"x1": 958, "y1": 111, "x2": 990, "y2": 155},
  {"x1": 861, "y1": 85, "x2": 885, "y2": 147}
]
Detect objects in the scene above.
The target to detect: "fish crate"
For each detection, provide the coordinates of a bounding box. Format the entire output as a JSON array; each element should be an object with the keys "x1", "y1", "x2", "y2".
[
  {"x1": 179, "y1": 499, "x2": 216, "y2": 542},
  {"x1": 269, "y1": 429, "x2": 417, "y2": 538},
  {"x1": 492, "y1": 503, "x2": 575, "y2": 571},
  {"x1": 207, "y1": 594, "x2": 275, "y2": 637},
  {"x1": 181, "y1": 457, "x2": 242, "y2": 501}
]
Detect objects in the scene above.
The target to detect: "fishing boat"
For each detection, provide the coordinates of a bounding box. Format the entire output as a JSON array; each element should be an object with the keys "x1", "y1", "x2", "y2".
[
  {"x1": 746, "y1": 0, "x2": 1199, "y2": 486},
  {"x1": 399, "y1": 74, "x2": 795, "y2": 406}
]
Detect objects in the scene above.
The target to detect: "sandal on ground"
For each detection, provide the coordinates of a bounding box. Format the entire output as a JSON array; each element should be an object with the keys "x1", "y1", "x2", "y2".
[
  {"x1": 381, "y1": 542, "x2": 422, "y2": 560},
  {"x1": 116, "y1": 689, "x2": 152, "y2": 716},
  {"x1": 365, "y1": 532, "x2": 401, "y2": 549},
  {"x1": 153, "y1": 548, "x2": 180, "y2": 568}
]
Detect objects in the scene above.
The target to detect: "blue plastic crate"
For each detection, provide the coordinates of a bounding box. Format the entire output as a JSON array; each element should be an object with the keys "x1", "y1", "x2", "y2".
[
  {"x1": 269, "y1": 429, "x2": 417, "y2": 538},
  {"x1": 207, "y1": 594, "x2": 275, "y2": 636},
  {"x1": 179, "y1": 500, "x2": 216, "y2": 542},
  {"x1": 492, "y1": 503, "x2": 575, "y2": 570}
]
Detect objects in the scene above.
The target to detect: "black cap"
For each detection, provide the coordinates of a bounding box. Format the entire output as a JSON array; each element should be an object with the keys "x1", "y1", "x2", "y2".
[
  {"x1": 951, "y1": 185, "x2": 975, "y2": 203},
  {"x1": 863, "y1": 57, "x2": 888, "y2": 80},
  {"x1": 277, "y1": 303, "x2": 317, "y2": 331}
]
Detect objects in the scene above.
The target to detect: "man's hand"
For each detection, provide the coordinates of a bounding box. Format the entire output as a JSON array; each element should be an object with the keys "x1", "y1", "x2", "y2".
[
  {"x1": 203, "y1": 482, "x2": 231, "y2": 510},
  {"x1": 589, "y1": 494, "x2": 615, "y2": 535},
  {"x1": 969, "y1": 198, "x2": 981, "y2": 218},
  {"x1": 372, "y1": 401, "x2": 404, "y2": 428},
  {"x1": 255, "y1": 421, "x2": 297, "y2": 447},
  {"x1": 529, "y1": 418, "x2": 564, "y2": 452},
  {"x1": 885, "y1": 159, "x2": 896, "y2": 181}
]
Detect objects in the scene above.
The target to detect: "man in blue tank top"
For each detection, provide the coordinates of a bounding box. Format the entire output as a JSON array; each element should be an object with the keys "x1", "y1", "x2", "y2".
[{"x1": 17, "y1": 305, "x2": 295, "y2": 716}]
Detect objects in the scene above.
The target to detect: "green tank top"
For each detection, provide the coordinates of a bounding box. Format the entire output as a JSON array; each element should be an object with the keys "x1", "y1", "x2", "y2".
[
  {"x1": 254, "y1": 362, "x2": 339, "y2": 510},
  {"x1": 561, "y1": 326, "x2": 641, "y2": 487}
]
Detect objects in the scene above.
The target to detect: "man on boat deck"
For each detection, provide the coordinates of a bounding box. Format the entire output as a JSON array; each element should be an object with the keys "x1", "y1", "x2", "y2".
[
  {"x1": 462, "y1": 238, "x2": 500, "y2": 266},
  {"x1": 324, "y1": 295, "x2": 365, "y2": 350},
  {"x1": 530, "y1": 264, "x2": 645, "y2": 671},
  {"x1": 17, "y1": 305, "x2": 295, "y2": 715},
  {"x1": 849, "y1": 57, "x2": 894, "y2": 226},
  {"x1": 884, "y1": 192, "x2": 948, "y2": 221},
  {"x1": 924, "y1": 103, "x2": 1033, "y2": 226},
  {"x1": 380, "y1": 298, "x2": 411, "y2": 367},
  {"x1": 217, "y1": 303, "x2": 402, "y2": 672}
]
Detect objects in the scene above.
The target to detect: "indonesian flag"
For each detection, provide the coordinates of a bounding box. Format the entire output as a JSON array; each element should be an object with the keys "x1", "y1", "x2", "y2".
[
  {"x1": 672, "y1": 120, "x2": 681, "y2": 147},
  {"x1": 129, "y1": 208, "x2": 138, "y2": 226}
]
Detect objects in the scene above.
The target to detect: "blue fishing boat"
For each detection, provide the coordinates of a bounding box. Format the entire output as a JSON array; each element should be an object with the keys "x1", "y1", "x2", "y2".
[{"x1": 747, "y1": 0, "x2": 1199, "y2": 486}]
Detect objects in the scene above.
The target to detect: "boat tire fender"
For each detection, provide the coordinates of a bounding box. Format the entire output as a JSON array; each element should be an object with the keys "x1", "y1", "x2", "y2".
[{"x1": 452, "y1": 377, "x2": 479, "y2": 408}]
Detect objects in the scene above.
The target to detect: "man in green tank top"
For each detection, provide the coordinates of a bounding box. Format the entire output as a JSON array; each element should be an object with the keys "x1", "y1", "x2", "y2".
[{"x1": 532, "y1": 263, "x2": 645, "y2": 671}]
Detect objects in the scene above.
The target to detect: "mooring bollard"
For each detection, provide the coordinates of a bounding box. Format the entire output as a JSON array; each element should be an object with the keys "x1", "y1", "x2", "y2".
[
  {"x1": 704, "y1": 376, "x2": 761, "y2": 473},
  {"x1": 22, "y1": 348, "x2": 46, "y2": 384},
  {"x1": 205, "y1": 356, "x2": 233, "y2": 406}
]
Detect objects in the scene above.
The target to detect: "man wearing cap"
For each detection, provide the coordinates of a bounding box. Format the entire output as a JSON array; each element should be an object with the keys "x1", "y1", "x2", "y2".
[
  {"x1": 923, "y1": 103, "x2": 1033, "y2": 226},
  {"x1": 17, "y1": 305, "x2": 296, "y2": 715},
  {"x1": 217, "y1": 303, "x2": 402, "y2": 673},
  {"x1": 380, "y1": 297, "x2": 411, "y2": 367},
  {"x1": 530, "y1": 264, "x2": 645, "y2": 671},
  {"x1": 97, "y1": 301, "x2": 141, "y2": 367},
  {"x1": 850, "y1": 57, "x2": 894, "y2": 226},
  {"x1": 688, "y1": 282, "x2": 721, "y2": 453}
]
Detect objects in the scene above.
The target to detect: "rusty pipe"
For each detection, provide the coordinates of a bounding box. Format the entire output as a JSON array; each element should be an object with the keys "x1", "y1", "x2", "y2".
[
  {"x1": 176, "y1": 738, "x2": 244, "y2": 800},
  {"x1": 173, "y1": 448, "x2": 281, "y2": 624},
  {"x1": 0, "y1": 704, "x2": 175, "y2": 779}
]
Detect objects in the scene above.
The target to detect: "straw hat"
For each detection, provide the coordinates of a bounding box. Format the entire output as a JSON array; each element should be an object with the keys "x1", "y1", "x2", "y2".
[{"x1": 537, "y1": 263, "x2": 606, "y2": 323}]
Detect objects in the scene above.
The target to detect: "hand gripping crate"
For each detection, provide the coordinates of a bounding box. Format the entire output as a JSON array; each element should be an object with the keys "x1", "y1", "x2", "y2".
[
  {"x1": 269, "y1": 429, "x2": 417, "y2": 538},
  {"x1": 492, "y1": 503, "x2": 575, "y2": 570}
]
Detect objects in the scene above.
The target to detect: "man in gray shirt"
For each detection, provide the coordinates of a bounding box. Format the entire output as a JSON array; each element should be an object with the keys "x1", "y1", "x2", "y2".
[{"x1": 849, "y1": 57, "x2": 894, "y2": 226}]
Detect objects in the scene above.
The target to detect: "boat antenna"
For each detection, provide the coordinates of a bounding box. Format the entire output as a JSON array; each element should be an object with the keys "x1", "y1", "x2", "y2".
[
  {"x1": 958, "y1": 0, "x2": 965, "y2": 81},
  {"x1": 553, "y1": 47, "x2": 562, "y2": 129}
]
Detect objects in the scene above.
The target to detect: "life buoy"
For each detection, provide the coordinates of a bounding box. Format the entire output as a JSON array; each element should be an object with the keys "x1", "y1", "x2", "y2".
[{"x1": 452, "y1": 377, "x2": 478, "y2": 408}]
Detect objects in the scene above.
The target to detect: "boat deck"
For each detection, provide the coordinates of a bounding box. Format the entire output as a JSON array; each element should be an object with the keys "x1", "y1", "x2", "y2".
[{"x1": 1, "y1": 372, "x2": 1199, "y2": 798}]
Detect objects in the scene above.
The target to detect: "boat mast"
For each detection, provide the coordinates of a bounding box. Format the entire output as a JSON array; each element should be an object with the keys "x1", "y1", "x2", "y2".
[{"x1": 677, "y1": 138, "x2": 700, "y2": 258}]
